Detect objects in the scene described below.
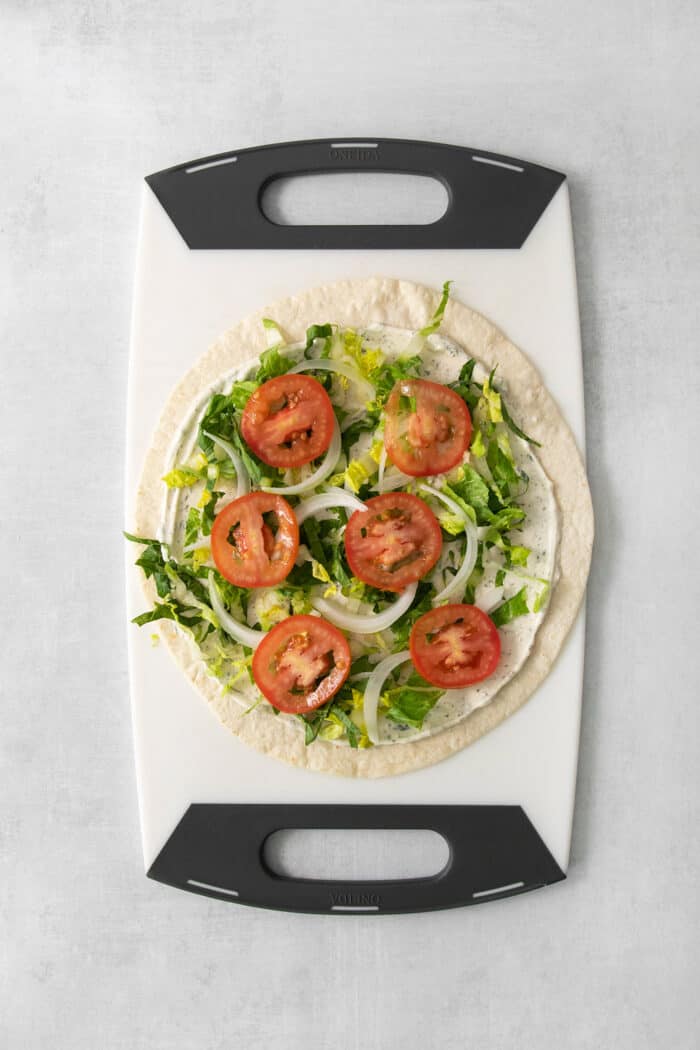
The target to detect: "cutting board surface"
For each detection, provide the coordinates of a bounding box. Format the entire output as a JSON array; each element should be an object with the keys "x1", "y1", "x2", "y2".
[{"x1": 126, "y1": 157, "x2": 585, "y2": 877}]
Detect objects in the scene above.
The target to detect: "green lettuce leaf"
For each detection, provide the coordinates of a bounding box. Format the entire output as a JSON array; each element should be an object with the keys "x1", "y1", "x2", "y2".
[
  {"x1": 342, "y1": 328, "x2": 384, "y2": 377},
  {"x1": 261, "y1": 317, "x2": 284, "y2": 341},
  {"x1": 490, "y1": 587, "x2": 529, "y2": 627},
  {"x1": 445, "y1": 466, "x2": 491, "y2": 524},
  {"x1": 486, "y1": 439, "x2": 521, "y2": 499},
  {"x1": 369, "y1": 354, "x2": 423, "y2": 405},
  {"x1": 198, "y1": 393, "x2": 265, "y2": 484},
  {"x1": 255, "y1": 346, "x2": 292, "y2": 383},
  {"x1": 184, "y1": 507, "x2": 201, "y2": 547},
  {"x1": 384, "y1": 671, "x2": 443, "y2": 729},
  {"x1": 200, "y1": 490, "x2": 222, "y2": 537},
  {"x1": 449, "y1": 358, "x2": 480, "y2": 412},
  {"x1": 161, "y1": 467, "x2": 201, "y2": 489},
  {"x1": 418, "y1": 280, "x2": 452, "y2": 337},
  {"x1": 228, "y1": 380, "x2": 258, "y2": 410},
  {"x1": 391, "y1": 582, "x2": 433, "y2": 649},
  {"x1": 124, "y1": 533, "x2": 170, "y2": 597},
  {"x1": 304, "y1": 323, "x2": 334, "y2": 357},
  {"x1": 486, "y1": 366, "x2": 541, "y2": 447}
]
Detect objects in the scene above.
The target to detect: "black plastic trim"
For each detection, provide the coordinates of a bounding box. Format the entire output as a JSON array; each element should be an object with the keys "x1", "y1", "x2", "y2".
[
  {"x1": 146, "y1": 138, "x2": 565, "y2": 249},
  {"x1": 147, "y1": 804, "x2": 564, "y2": 914}
]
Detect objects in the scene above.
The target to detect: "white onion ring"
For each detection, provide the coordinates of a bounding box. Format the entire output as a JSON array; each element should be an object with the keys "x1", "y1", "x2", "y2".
[
  {"x1": 419, "y1": 484, "x2": 479, "y2": 604},
  {"x1": 363, "y1": 650, "x2": 412, "y2": 744},
  {"x1": 202, "y1": 430, "x2": 250, "y2": 499},
  {"x1": 310, "y1": 581, "x2": 418, "y2": 634},
  {"x1": 289, "y1": 358, "x2": 375, "y2": 401},
  {"x1": 260, "y1": 418, "x2": 342, "y2": 496},
  {"x1": 207, "y1": 573, "x2": 266, "y2": 649},
  {"x1": 295, "y1": 488, "x2": 366, "y2": 525},
  {"x1": 340, "y1": 408, "x2": 367, "y2": 433},
  {"x1": 380, "y1": 470, "x2": 413, "y2": 492},
  {"x1": 377, "y1": 445, "x2": 387, "y2": 493}
]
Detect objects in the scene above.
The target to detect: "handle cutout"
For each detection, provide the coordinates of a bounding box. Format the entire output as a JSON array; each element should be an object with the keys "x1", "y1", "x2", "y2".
[
  {"x1": 261, "y1": 172, "x2": 448, "y2": 227},
  {"x1": 263, "y1": 828, "x2": 449, "y2": 881}
]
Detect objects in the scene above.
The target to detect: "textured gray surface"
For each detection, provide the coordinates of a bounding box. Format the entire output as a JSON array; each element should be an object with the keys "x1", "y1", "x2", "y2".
[{"x1": 2, "y1": 2, "x2": 699, "y2": 1048}]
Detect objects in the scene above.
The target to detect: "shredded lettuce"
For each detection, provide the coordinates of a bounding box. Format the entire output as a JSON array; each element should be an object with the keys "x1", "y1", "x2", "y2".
[
  {"x1": 228, "y1": 380, "x2": 258, "y2": 410},
  {"x1": 303, "y1": 323, "x2": 334, "y2": 357},
  {"x1": 490, "y1": 587, "x2": 529, "y2": 627},
  {"x1": 384, "y1": 678, "x2": 443, "y2": 730},
  {"x1": 341, "y1": 328, "x2": 384, "y2": 377},
  {"x1": 198, "y1": 393, "x2": 266, "y2": 484},
  {"x1": 434, "y1": 507, "x2": 468, "y2": 536},
  {"x1": 255, "y1": 346, "x2": 292, "y2": 383},
  {"x1": 124, "y1": 533, "x2": 171, "y2": 598},
  {"x1": 331, "y1": 456, "x2": 376, "y2": 494},
  {"x1": 161, "y1": 467, "x2": 201, "y2": 489},
  {"x1": 391, "y1": 582, "x2": 433, "y2": 649},
  {"x1": 450, "y1": 358, "x2": 479, "y2": 412},
  {"x1": 344, "y1": 459, "x2": 373, "y2": 493},
  {"x1": 311, "y1": 559, "x2": 331, "y2": 584},
  {"x1": 445, "y1": 467, "x2": 491, "y2": 525},
  {"x1": 418, "y1": 280, "x2": 452, "y2": 338},
  {"x1": 481, "y1": 372, "x2": 503, "y2": 424},
  {"x1": 500, "y1": 396, "x2": 541, "y2": 447},
  {"x1": 190, "y1": 546, "x2": 211, "y2": 570},
  {"x1": 247, "y1": 589, "x2": 291, "y2": 631},
  {"x1": 261, "y1": 317, "x2": 286, "y2": 348},
  {"x1": 486, "y1": 439, "x2": 523, "y2": 501},
  {"x1": 469, "y1": 428, "x2": 485, "y2": 458},
  {"x1": 297, "y1": 688, "x2": 364, "y2": 748},
  {"x1": 370, "y1": 354, "x2": 423, "y2": 405},
  {"x1": 486, "y1": 529, "x2": 530, "y2": 568},
  {"x1": 184, "y1": 507, "x2": 201, "y2": 547},
  {"x1": 532, "y1": 579, "x2": 551, "y2": 613},
  {"x1": 126, "y1": 534, "x2": 227, "y2": 650}
]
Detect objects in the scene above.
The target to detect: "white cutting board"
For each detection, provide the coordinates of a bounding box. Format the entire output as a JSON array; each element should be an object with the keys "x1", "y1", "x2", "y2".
[{"x1": 126, "y1": 148, "x2": 585, "y2": 880}]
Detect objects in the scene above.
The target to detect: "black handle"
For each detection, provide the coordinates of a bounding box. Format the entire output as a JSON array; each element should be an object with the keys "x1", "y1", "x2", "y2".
[
  {"x1": 146, "y1": 138, "x2": 564, "y2": 249},
  {"x1": 148, "y1": 804, "x2": 564, "y2": 914}
]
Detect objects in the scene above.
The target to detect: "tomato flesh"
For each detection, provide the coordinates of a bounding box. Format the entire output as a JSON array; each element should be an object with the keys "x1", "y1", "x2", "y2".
[
  {"x1": 252, "y1": 614, "x2": 351, "y2": 713},
  {"x1": 210, "y1": 492, "x2": 299, "y2": 588},
  {"x1": 344, "y1": 493, "x2": 443, "y2": 593},
  {"x1": 241, "y1": 374, "x2": 335, "y2": 468},
  {"x1": 384, "y1": 378, "x2": 472, "y2": 477},
  {"x1": 409, "y1": 604, "x2": 501, "y2": 688}
]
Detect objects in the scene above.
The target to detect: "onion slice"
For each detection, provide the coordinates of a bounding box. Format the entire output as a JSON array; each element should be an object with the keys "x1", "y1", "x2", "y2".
[
  {"x1": 310, "y1": 580, "x2": 418, "y2": 634},
  {"x1": 363, "y1": 650, "x2": 412, "y2": 744},
  {"x1": 202, "y1": 430, "x2": 250, "y2": 499},
  {"x1": 289, "y1": 358, "x2": 375, "y2": 401},
  {"x1": 208, "y1": 573, "x2": 266, "y2": 649},
  {"x1": 377, "y1": 445, "x2": 387, "y2": 493},
  {"x1": 380, "y1": 469, "x2": 413, "y2": 492},
  {"x1": 295, "y1": 487, "x2": 366, "y2": 525},
  {"x1": 340, "y1": 408, "x2": 367, "y2": 433},
  {"x1": 419, "y1": 484, "x2": 479, "y2": 604},
  {"x1": 260, "y1": 417, "x2": 342, "y2": 496}
]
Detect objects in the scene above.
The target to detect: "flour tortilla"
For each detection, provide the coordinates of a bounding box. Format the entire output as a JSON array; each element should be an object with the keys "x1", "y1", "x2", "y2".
[{"x1": 133, "y1": 278, "x2": 593, "y2": 778}]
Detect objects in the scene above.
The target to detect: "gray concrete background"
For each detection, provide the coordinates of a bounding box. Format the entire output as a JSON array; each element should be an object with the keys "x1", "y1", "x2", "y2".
[{"x1": 2, "y1": 2, "x2": 699, "y2": 1047}]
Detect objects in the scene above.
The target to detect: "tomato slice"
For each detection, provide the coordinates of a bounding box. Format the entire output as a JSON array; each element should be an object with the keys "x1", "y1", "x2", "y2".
[
  {"x1": 384, "y1": 378, "x2": 472, "y2": 477},
  {"x1": 344, "y1": 493, "x2": 443, "y2": 593},
  {"x1": 409, "y1": 604, "x2": 501, "y2": 688},
  {"x1": 241, "y1": 374, "x2": 335, "y2": 468},
  {"x1": 210, "y1": 492, "x2": 299, "y2": 588},
  {"x1": 252, "y1": 614, "x2": 351, "y2": 714}
]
